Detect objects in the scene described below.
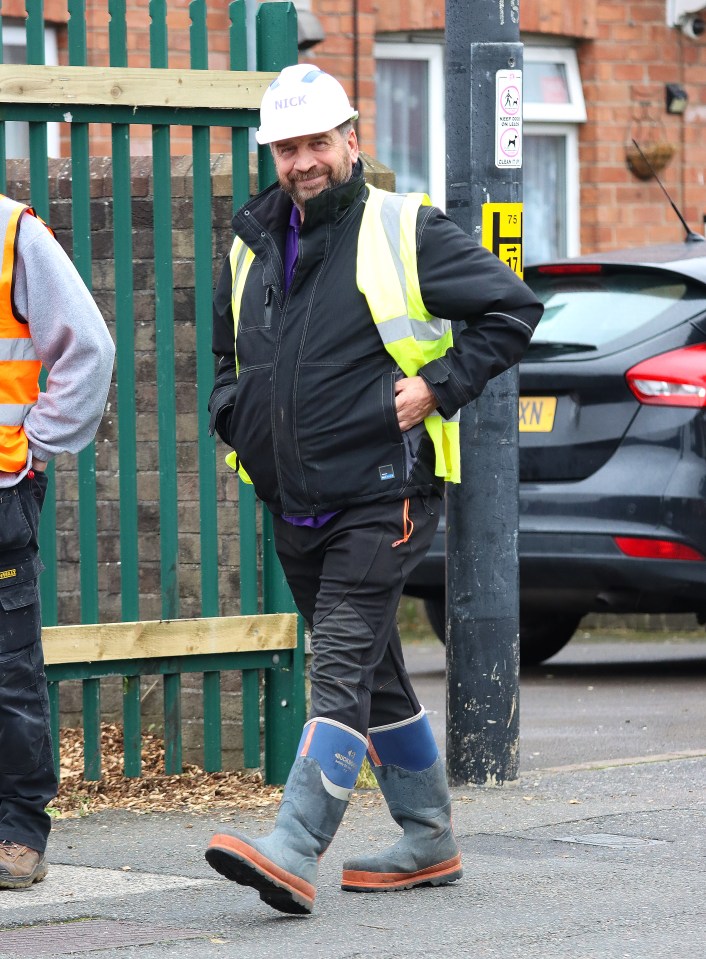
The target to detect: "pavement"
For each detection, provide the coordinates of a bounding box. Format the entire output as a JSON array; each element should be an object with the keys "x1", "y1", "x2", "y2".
[{"x1": 0, "y1": 641, "x2": 704, "y2": 959}]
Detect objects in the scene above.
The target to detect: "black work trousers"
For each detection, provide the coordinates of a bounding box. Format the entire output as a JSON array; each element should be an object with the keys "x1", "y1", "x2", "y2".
[
  {"x1": 0, "y1": 472, "x2": 56, "y2": 854},
  {"x1": 273, "y1": 494, "x2": 440, "y2": 736}
]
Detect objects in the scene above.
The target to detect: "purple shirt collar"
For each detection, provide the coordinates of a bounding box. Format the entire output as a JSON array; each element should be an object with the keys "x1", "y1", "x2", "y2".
[{"x1": 284, "y1": 202, "x2": 301, "y2": 294}]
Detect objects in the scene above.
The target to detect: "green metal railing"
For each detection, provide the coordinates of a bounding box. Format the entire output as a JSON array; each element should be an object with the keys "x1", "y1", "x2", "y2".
[
  {"x1": 0, "y1": 1, "x2": 306, "y2": 784},
  {"x1": 44, "y1": 613, "x2": 299, "y2": 783},
  {"x1": 48, "y1": 648, "x2": 300, "y2": 782}
]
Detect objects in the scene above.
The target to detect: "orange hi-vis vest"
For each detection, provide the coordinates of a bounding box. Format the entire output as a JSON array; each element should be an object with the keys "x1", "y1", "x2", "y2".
[{"x1": 0, "y1": 196, "x2": 47, "y2": 473}]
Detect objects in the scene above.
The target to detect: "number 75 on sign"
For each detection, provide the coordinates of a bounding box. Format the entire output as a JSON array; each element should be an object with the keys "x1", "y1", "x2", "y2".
[{"x1": 481, "y1": 202, "x2": 523, "y2": 278}]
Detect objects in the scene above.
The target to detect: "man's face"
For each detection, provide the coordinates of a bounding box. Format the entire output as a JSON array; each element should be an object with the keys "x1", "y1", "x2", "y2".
[{"x1": 271, "y1": 127, "x2": 359, "y2": 209}]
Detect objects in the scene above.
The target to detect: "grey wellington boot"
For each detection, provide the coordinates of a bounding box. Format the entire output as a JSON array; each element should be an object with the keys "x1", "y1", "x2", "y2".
[
  {"x1": 341, "y1": 710, "x2": 462, "y2": 893},
  {"x1": 206, "y1": 717, "x2": 366, "y2": 914}
]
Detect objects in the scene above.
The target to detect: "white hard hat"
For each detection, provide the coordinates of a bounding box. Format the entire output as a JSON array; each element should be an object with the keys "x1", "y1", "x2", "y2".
[{"x1": 256, "y1": 63, "x2": 358, "y2": 145}]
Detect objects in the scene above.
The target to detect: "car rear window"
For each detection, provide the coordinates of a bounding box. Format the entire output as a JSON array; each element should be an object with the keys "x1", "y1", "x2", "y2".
[{"x1": 527, "y1": 270, "x2": 691, "y2": 350}]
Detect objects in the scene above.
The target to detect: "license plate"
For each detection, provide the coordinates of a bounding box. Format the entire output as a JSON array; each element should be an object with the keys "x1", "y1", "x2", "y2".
[{"x1": 519, "y1": 396, "x2": 557, "y2": 432}]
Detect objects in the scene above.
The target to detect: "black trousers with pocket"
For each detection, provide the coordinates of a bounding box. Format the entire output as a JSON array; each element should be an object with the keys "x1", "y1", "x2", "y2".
[
  {"x1": 273, "y1": 494, "x2": 440, "y2": 736},
  {"x1": 0, "y1": 472, "x2": 56, "y2": 853}
]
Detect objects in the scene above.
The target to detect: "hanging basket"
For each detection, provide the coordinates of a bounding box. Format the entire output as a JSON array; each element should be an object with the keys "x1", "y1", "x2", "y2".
[{"x1": 625, "y1": 141, "x2": 675, "y2": 180}]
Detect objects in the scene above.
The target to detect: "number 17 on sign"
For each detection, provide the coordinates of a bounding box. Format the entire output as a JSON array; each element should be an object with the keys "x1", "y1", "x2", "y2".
[{"x1": 481, "y1": 202, "x2": 524, "y2": 279}]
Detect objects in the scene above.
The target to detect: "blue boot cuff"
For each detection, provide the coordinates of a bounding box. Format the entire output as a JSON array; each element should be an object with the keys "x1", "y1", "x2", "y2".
[
  {"x1": 368, "y1": 710, "x2": 438, "y2": 771},
  {"x1": 297, "y1": 718, "x2": 367, "y2": 791}
]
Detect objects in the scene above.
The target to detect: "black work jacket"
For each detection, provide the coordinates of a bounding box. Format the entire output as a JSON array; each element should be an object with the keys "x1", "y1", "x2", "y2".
[{"x1": 210, "y1": 162, "x2": 543, "y2": 517}]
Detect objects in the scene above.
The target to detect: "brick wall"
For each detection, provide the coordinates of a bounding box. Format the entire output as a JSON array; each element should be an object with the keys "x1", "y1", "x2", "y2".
[
  {"x1": 308, "y1": 0, "x2": 706, "y2": 254},
  {"x1": 579, "y1": 1, "x2": 706, "y2": 252},
  {"x1": 521, "y1": 0, "x2": 597, "y2": 38},
  {"x1": 306, "y1": 0, "x2": 377, "y2": 153},
  {"x1": 2, "y1": 0, "x2": 67, "y2": 22}
]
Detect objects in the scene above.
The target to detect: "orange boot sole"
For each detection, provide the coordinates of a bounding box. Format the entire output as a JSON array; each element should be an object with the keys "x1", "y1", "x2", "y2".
[
  {"x1": 206, "y1": 833, "x2": 315, "y2": 915},
  {"x1": 341, "y1": 852, "x2": 463, "y2": 892}
]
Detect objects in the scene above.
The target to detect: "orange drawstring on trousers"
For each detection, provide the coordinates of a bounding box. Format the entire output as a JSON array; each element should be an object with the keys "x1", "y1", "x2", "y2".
[{"x1": 391, "y1": 498, "x2": 414, "y2": 548}]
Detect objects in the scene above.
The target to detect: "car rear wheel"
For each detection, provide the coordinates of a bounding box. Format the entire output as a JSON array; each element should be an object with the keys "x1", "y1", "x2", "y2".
[
  {"x1": 422, "y1": 598, "x2": 580, "y2": 665},
  {"x1": 423, "y1": 597, "x2": 446, "y2": 643},
  {"x1": 519, "y1": 611, "x2": 581, "y2": 665}
]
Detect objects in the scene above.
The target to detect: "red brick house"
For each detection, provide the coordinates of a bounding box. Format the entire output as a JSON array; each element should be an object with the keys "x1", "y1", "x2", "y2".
[
  {"x1": 2, "y1": 1, "x2": 706, "y2": 262},
  {"x1": 305, "y1": 0, "x2": 706, "y2": 262}
]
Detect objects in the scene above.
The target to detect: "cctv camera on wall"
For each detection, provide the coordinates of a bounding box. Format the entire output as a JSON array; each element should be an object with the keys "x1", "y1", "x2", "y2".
[
  {"x1": 667, "y1": 1, "x2": 706, "y2": 34},
  {"x1": 680, "y1": 13, "x2": 706, "y2": 37}
]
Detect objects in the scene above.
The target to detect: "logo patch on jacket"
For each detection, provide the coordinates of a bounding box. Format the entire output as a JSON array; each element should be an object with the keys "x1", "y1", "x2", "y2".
[
  {"x1": 0, "y1": 568, "x2": 17, "y2": 581},
  {"x1": 379, "y1": 465, "x2": 395, "y2": 481}
]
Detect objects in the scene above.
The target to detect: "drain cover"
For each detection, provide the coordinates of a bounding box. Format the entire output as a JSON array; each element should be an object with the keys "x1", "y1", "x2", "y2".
[
  {"x1": 553, "y1": 833, "x2": 667, "y2": 849},
  {"x1": 0, "y1": 919, "x2": 206, "y2": 958}
]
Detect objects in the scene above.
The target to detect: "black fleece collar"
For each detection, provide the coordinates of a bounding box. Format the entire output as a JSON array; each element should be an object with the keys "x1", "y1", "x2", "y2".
[{"x1": 233, "y1": 159, "x2": 366, "y2": 242}]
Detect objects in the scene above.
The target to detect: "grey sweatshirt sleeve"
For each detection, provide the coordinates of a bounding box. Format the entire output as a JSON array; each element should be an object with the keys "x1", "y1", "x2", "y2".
[{"x1": 14, "y1": 212, "x2": 115, "y2": 464}]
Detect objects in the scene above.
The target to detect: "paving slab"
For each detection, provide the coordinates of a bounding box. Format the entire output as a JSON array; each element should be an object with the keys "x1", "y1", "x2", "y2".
[
  {"x1": 1, "y1": 638, "x2": 703, "y2": 958},
  {"x1": 0, "y1": 754, "x2": 703, "y2": 959}
]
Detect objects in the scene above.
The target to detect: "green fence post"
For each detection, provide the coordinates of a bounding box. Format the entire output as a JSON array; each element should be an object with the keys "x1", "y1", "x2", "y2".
[
  {"x1": 202, "y1": 671, "x2": 222, "y2": 773},
  {"x1": 48, "y1": 682, "x2": 60, "y2": 782},
  {"x1": 82, "y1": 678, "x2": 102, "y2": 781},
  {"x1": 231, "y1": 0, "x2": 262, "y2": 769},
  {"x1": 238, "y1": 489, "x2": 261, "y2": 767},
  {"x1": 190, "y1": 0, "x2": 219, "y2": 620},
  {"x1": 238, "y1": 480, "x2": 260, "y2": 764},
  {"x1": 25, "y1": 0, "x2": 50, "y2": 214},
  {"x1": 262, "y1": 511, "x2": 305, "y2": 785},
  {"x1": 123, "y1": 675, "x2": 141, "y2": 777},
  {"x1": 150, "y1": 0, "x2": 180, "y2": 621},
  {"x1": 256, "y1": 2, "x2": 299, "y2": 191},
  {"x1": 229, "y1": 0, "x2": 250, "y2": 212},
  {"x1": 241, "y1": 668, "x2": 261, "y2": 768},
  {"x1": 189, "y1": 0, "x2": 222, "y2": 772},
  {"x1": 163, "y1": 673, "x2": 183, "y2": 774},
  {"x1": 109, "y1": 0, "x2": 140, "y2": 623},
  {"x1": 256, "y1": 1, "x2": 303, "y2": 786},
  {"x1": 26, "y1": 0, "x2": 58, "y2": 627},
  {"x1": 68, "y1": 0, "x2": 101, "y2": 627}
]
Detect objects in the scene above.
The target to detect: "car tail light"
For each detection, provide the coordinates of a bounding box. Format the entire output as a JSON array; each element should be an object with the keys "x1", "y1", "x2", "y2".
[
  {"x1": 614, "y1": 536, "x2": 705, "y2": 561},
  {"x1": 626, "y1": 344, "x2": 706, "y2": 407},
  {"x1": 536, "y1": 264, "x2": 604, "y2": 275}
]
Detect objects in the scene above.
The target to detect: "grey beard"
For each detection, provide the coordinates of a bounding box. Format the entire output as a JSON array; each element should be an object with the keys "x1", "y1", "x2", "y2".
[{"x1": 281, "y1": 164, "x2": 352, "y2": 208}]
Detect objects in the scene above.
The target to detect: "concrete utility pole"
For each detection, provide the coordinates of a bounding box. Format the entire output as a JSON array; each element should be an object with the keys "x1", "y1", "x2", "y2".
[{"x1": 445, "y1": 0, "x2": 524, "y2": 785}]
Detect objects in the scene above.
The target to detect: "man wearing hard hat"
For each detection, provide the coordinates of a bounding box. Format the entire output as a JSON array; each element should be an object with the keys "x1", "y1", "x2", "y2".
[{"x1": 205, "y1": 64, "x2": 543, "y2": 915}]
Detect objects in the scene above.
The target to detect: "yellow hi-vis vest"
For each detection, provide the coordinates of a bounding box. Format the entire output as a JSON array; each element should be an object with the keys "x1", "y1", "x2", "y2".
[
  {"x1": 356, "y1": 184, "x2": 460, "y2": 483},
  {"x1": 224, "y1": 238, "x2": 256, "y2": 483},
  {"x1": 0, "y1": 198, "x2": 44, "y2": 473},
  {"x1": 225, "y1": 183, "x2": 461, "y2": 485}
]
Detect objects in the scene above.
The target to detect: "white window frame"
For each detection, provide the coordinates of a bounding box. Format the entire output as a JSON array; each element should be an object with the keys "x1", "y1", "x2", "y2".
[
  {"x1": 2, "y1": 24, "x2": 60, "y2": 157},
  {"x1": 374, "y1": 41, "x2": 446, "y2": 208},
  {"x1": 523, "y1": 45, "x2": 587, "y2": 124},
  {"x1": 523, "y1": 44, "x2": 585, "y2": 258},
  {"x1": 524, "y1": 123, "x2": 581, "y2": 258}
]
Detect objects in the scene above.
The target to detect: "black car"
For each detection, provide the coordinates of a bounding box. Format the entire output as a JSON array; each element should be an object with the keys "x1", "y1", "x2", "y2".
[{"x1": 405, "y1": 240, "x2": 706, "y2": 664}]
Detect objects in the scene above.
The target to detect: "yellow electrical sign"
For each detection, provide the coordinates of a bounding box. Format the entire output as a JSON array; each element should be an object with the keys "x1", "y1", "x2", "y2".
[{"x1": 481, "y1": 203, "x2": 523, "y2": 278}]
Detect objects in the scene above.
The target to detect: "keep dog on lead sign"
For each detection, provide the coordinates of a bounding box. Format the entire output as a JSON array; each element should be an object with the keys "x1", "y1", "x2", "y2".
[{"x1": 496, "y1": 70, "x2": 522, "y2": 169}]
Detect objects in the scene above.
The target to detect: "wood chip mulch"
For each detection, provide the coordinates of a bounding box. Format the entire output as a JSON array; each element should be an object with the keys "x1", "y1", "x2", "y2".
[{"x1": 51, "y1": 723, "x2": 283, "y2": 818}]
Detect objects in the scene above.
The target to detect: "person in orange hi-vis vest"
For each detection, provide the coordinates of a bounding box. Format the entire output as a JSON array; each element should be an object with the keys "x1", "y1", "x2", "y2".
[{"x1": 0, "y1": 193, "x2": 114, "y2": 890}]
